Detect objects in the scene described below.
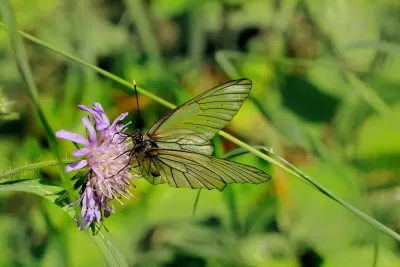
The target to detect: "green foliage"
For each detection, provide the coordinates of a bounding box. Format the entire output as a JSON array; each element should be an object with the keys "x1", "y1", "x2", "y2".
[{"x1": 1, "y1": 0, "x2": 400, "y2": 266}]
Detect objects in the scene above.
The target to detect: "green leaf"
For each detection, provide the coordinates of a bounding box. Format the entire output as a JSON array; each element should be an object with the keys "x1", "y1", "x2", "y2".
[
  {"x1": 324, "y1": 246, "x2": 400, "y2": 267},
  {"x1": 151, "y1": 0, "x2": 193, "y2": 19},
  {"x1": 0, "y1": 160, "x2": 62, "y2": 185},
  {"x1": 3, "y1": 21, "x2": 400, "y2": 243},
  {"x1": 346, "y1": 41, "x2": 400, "y2": 56},
  {"x1": 240, "y1": 234, "x2": 297, "y2": 267},
  {"x1": 353, "y1": 104, "x2": 400, "y2": 157},
  {"x1": 0, "y1": 179, "x2": 129, "y2": 267},
  {"x1": 306, "y1": 0, "x2": 380, "y2": 70},
  {"x1": 345, "y1": 72, "x2": 400, "y2": 134},
  {"x1": 0, "y1": 0, "x2": 75, "y2": 199}
]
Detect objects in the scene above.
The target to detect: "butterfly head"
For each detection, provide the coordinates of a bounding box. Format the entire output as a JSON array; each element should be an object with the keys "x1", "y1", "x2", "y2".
[{"x1": 131, "y1": 129, "x2": 143, "y2": 145}]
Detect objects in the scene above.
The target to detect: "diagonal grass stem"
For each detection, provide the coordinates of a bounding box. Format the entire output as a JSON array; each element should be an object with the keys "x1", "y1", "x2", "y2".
[{"x1": 2, "y1": 23, "x2": 400, "y2": 242}]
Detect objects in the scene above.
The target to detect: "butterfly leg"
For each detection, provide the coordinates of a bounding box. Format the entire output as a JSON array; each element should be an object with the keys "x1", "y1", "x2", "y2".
[
  {"x1": 110, "y1": 131, "x2": 130, "y2": 144},
  {"x1": 112, "y1": 147, "x2": 138, "y2": 177},
  {"x1": 113, "y1": 149, "x2": 132, "y2": 160}
]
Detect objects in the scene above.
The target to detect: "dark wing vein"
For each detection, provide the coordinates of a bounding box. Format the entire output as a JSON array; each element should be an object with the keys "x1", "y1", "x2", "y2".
[
  {"x1": 147, "y1": 79, "x2": 252, "y2": 155},
  {"x1": 137, "y1": 154, "x2": 166, "y2": 185},
  {"x1": 144, "y1": 149, "x2": 270, "y2": 191}
]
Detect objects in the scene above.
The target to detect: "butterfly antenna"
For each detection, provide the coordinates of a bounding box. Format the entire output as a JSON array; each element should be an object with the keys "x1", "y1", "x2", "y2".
[{"x1": 133, "y1": 80, "x2": 142, "y2": 122}]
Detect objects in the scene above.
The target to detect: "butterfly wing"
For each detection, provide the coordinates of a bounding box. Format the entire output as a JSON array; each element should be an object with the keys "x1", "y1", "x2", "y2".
[
  {"x1": 147, "y1": 79, "x2": 252, "y2": 155},
  {"x1": 136, "y1": 152, "x2": 166, "y2": 185},
  {"x1": 138, "y1": 149, "x2": 270, "y2": 191}
]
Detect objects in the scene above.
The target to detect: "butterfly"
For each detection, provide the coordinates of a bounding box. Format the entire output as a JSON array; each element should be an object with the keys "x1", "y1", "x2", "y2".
[{"x1": 125, "y1": 79, "x2": 271, "y2": 191}]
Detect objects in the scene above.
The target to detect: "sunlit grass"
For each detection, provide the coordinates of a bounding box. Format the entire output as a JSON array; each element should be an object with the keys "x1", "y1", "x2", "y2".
[{"x1": 1, "y1": 0, "x2": 400, "y2": 266}]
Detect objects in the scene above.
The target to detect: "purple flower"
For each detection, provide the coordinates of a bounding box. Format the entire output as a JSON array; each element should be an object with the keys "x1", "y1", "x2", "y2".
[{"x1": 56, "y1": 103, "x2": 139, "y2": 230}]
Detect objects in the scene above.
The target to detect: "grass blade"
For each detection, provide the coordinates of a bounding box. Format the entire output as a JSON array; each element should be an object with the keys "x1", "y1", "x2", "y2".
[
  {"x1": 3, "y1": 24, "x2": 400, "y2": 243},
  {"x1": 0, "y1": 160, "x2": 65, "y2": 184},
  {"x1": 0, "y1": 179, "x2": 129, "y2": 267},
  {"x1": 124, "y1": 0, "x2": 162, "y2": 64},
  {"x1": 346, "y1": 41, "x2": 400, "y2": 56},
  {"x1": 0, "y1": 22, "x2": 173, "y2": 109},
  {"x1": 215, "y1": 51, "x2": 242, "y2": 79},
  {"x1": 0, "y1": 1, "x2": 77, "y2": 203},
  {"x1": 345, "y1": 72, "x2": 400, "y2": 133},
  {"x1": 192, "y1": 189, "x2": 202, "y2": 216},
  {"x1": 189, "y1": 2, "x2": 205, "y2": 66},
  {"x1": 0, "y1": 2, "x2": 65, "y2": 183},
  {"x1": 260, "y1": 148, "x2": 400, "y2": 242},
  {"x1": 221, "y1": 149, "x2": 257, "y2": 236}
]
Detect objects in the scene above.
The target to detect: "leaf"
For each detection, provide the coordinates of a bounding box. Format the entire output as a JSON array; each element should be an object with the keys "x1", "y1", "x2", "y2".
[
  {"x1": 151, "y1": 0, "x2": 193, "y2": 19},
  {"x1": 345, "y1": 41, "x2": 400, "y2": 56},
  {"x1": 0, "y1": 179, "x2": 129, "y2": 267},
  {"x1": 345, "y1": 72, "x2": 400, "y2": 134},
  {"x1": 324, "y1": 246, "x2": 400, "y2": 267},
  {"x1": 240, "y1": 234, "x2": 297, "y2": 267},
  {"x1": 4, "y1": 21, "x2": 400, "y2": 243},
  {"x1": 306, "y1": 0, "x2": 380, "y2": 70},
  {"x1": 0, "y1": 160, "x2": 61, "y2": 185}
]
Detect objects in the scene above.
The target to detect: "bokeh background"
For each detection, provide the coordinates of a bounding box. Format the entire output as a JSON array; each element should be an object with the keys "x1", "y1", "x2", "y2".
[{"x1": 1, "y1": 0, "x2": 400, "y2": 266}]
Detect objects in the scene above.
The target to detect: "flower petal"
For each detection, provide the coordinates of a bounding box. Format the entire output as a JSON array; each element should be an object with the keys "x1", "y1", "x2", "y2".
[
  {"x1": 77, "y1": 104, "x2": 91, "y2": 112},
  {"x1": 65, "y1": 160, "x2": 87, "y2": 172},
  {"x1": 72, "y1": 147, "x2": 90, "y2": 157},
  {"x1": 109, "y1": 112, "x2": 128, "y2": 130},
  {"x1": 95, "y1": 207, "x2": 102, "y2": 223},
  {"x1": 92, "y1": 103, "x2": 105, "y2": 114},
  {"x1": 91, "y1": 166, "x2": 104, "y2": 180},
  {"x1": 56, "y1": 130, "x2": 89, "y2": 146},
  {"x1": 82, "y1": 117, "x2": 97, "y2": 145},
  {"x1": 79, "y1": 103, "x2": 110, "y2": 131}
]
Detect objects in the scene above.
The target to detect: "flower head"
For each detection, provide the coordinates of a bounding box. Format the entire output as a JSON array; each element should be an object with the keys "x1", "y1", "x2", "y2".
[{"x1": 56, "y1": 103, "x2": 139, "y2": 230}]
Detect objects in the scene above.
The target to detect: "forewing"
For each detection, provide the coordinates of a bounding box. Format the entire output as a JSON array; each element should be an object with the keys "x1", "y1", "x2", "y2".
[
  {"x1": 143, "y1": 149, "x2": 270, "y2": 191},
  {"x1": 147, "y1": 79, "x2": 252, "y2": 155}
]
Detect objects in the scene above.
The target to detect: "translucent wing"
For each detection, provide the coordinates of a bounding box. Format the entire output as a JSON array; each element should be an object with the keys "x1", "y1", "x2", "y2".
[
  {"x1": 137, "y1": 149, "x2": 271, "y2": 191},
  {"x1": 147, "y1": 79, "x2": 252, "y2": 155},
  {"x1": 136, "y1": 152, "x2": 166, "y2": 185}
]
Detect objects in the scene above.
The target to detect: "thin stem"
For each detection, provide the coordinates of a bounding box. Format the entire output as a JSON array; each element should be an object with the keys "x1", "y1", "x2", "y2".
[
  {"x1": 0, "y1": 5, "x2": 58, "y2": 170},
  {"x1": 124, "y1": 0, "x2": 162, "y2": 64},
  {"x1": 0, "y1": 1, "x2": 81, "y2": 228},
  {"x1": 2, "y1": 23, "x2": 400, "y2": 242},
  {"x1": 215, "y1": 51, "x2": 242, "y2": 79},
  {"x1": 0, "y1": 160, "x2": 71, "y2": 183},
  {"x1": 0, "y1": 161, "x2": 53, "y2": 180},
  {"x1": 261, "y1": 148, "x2": 400, "y2": 242},
  {"x1": 0, "y1": 23, "x2": 174, "y2": 110},
  {"x1": 345, "y1": 72, "x2": 400, "y2": 134},
  {"x1": 192, "y1": 189, "x2": 202, "y2": 216},
  {"x1": 189, "y1": 2, "x2": 205, "y2": 66}
]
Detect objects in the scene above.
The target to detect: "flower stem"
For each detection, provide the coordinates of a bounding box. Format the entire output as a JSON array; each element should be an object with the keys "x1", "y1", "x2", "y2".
[
  {"x1": 0, "y1": 2, "x2": 69, "y2": 187},
  {"x1": 0, "y1": 0, "x2": 81, "y2": 226},
  {"x1": 0, "y1": 160, "x2": 73, "y2": 184},
  {"x1": 1, "y1": 22, "x2": 400, "y2": 242}
]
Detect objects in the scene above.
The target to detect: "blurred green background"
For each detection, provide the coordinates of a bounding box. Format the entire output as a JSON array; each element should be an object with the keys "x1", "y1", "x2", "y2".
[{"x1": 1, "y1": 0, "x2": 400, "y2": 266}]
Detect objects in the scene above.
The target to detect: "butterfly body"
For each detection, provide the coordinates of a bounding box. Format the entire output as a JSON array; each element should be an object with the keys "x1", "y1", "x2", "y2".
[
  {"x1": 130, "y1": 132, "x2": 158, "y2": 156},
  {"x1": 127, "y1": 79, "x2": 271, "y2": 191}
]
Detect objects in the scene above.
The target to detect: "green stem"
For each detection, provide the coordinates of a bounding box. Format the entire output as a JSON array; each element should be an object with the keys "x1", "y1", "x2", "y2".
[
  {"x1": 260, "y1": 147, "x2": 400, "y2": 242},
  {"x1": 0, "y1": 23, "x2": 173, "y2": 109},
  {"x1": 189, "y1": 2, "x2": 205, "y2": 66},
  {"x1": 0, "y1": 160, "x2": 73, "y2": 184},
  {"x1": 2, "y1": 22, "x2": 400, "y2": 242},
  {"x1": 0, "y1": 179, "x2": 129, "y2": 267},
  {"x1": 0, "y1": 0, "x2": 81, "y2": 231},
  {"x1": 345, "y1": 72, "x2": 400, "y2": 134},
  {"x1": 215, "y1": 51, "x2": 242, "y2": 79},
  {"x1": 222, "y1": 149, "x2": 246, "y2": 236},
  {"x1": 192, "y1": 189, "x2": 201, "y2": 216},
  {"x1": 124, "y1": 0, "x2": 162, "y2": 64},
  {"x1": 0, "y1": 5, "x2": 59, "y2": 172}
]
